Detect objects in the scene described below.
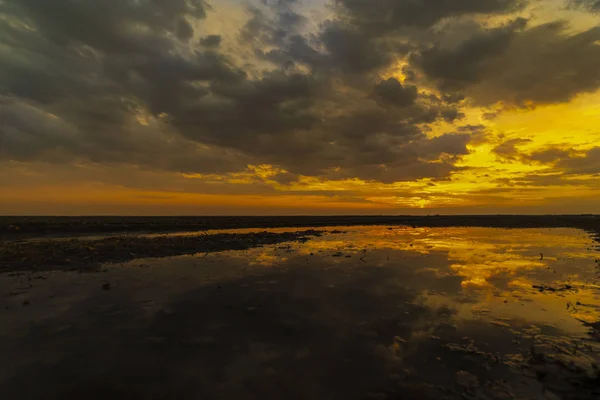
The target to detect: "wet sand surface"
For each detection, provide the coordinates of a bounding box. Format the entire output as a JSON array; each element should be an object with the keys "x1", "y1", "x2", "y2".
[{"x1": 1, "y1": 226, "x2": 599, "y2": 399}]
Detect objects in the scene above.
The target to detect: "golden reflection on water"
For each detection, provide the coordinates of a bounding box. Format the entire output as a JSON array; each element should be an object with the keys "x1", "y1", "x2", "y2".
[
  {"x1": 224, "y1": 226, "x2": 599, "y2": 335},
  {"x1": 3, "y1": 226, "x2": 599, "y2": 341}
]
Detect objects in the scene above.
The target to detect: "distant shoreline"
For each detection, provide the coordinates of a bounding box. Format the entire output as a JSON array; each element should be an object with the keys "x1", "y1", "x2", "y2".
[{"x1": 1, "y1": 215, "x2": 600, "y2": 241}]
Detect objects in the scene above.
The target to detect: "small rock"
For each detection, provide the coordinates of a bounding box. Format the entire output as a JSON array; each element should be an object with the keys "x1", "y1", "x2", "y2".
[
  {"x1": 102, "y1": 283, "x2": 111, "y2": 291},
  {"x1": 22, "y1": 300, "x2": 30, "y2": 306}
]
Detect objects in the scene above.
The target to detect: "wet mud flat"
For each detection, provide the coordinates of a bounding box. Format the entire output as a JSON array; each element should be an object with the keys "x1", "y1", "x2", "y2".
[
  {"x1": 0, "y1": 230, "x2": 322, "y2": 273},
  {"x1": 1, "y1": 226, "x2": 600, "y2": 399}
]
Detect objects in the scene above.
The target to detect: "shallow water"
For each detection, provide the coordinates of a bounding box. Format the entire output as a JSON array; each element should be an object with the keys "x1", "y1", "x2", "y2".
[{"x1": 1, "y1": 226, "x2": 599, "y2": 399}]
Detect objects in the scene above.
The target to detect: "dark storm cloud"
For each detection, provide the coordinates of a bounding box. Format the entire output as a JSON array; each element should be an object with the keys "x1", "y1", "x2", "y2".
[
  {"x1": 482, "y1": 22, "x2": 600, "y2": 105},
  {"x1": 0, "y1": 97, "x2": 79, "y2": 161},
  {"x1": 0, "y1": 0, "x2": 519, "y2": 185},
  {"x1": 491, "y1": 141, "x2": 600, "y2": 177},
  {"x1": 0, "y1": 0, "x2": 247, "y2": 172},
  {"x1": 318, "y1": 22, "x2": 392, "y2": 73},
  {"x1": 408, "y1": 94, "x2": 466, "y2": 124},
  {"x1": 285, "y1": 0, "x2": 524, "y2": 76},
  {"x1": 525, "y1": 148, "x2": 573, "y2": 164},
  {"x1": 326, "y1": 110, "x2": 422, "y2": 147},
  {"x1": 0, "y1": 97, "x2": 251, "y2": 174},
  {"x1": 412, "y1": 20, "x2": 600, "y2": 105},
  {"x1": 0, "y1": 0, "x2": 244, "y2": 113},
  {"x1": 1, "y1": 0, "x2": 206, "y2": 51},
  {"x1": 240, "y1": 2, "x2": 306, "y2": 49},
  {"x1": 498, "y1": 147, "x2": 600, "y2": 183},
  {"x1": 558, "y1": 147, "x2": 600, "y2": 175},
  {"x1": 257, "y1": 1, "x2": 525, "y2": 76},
  {"x1": 492, "y1": 138, "x2": 532, "y2": 161},
  {"x1": 372, "y1": 78, "x2": 418, "y2": 108},
  {"x1": 324, "y1": 0, "x2": 600, "y2": 107},
  {"x1": 254, "y1": 0, "x2": 590, "y2": 111},
  {"x1": 333, "y1": 0, "x2": 525, "y2": 32},
  {"x1": 411, "y1": 18, "x2": 528, "y2": 91},
  {"x1": 240, "y1": 4, "x2": 389, "y2": 75},
  {"x1": 256, "y1": 20, "x2": 393, "y2": 75},
  {"x1": 307, "y1": 124, "x2": 472, "y2": 183},
  {"x1": 440, "y1": 108, "x2": 465, "y2": 122},
  {"x1": 169, "y1": 71, "x2": 322, "y2": 149},
  {"x1": 493, "y1": 138, "x2": 582, "y2": 168}
]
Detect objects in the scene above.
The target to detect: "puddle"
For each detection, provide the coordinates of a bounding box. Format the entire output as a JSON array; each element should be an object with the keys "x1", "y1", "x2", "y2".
[{"x1": 1, "y1": 226, "x2": 599, "y2": 399}]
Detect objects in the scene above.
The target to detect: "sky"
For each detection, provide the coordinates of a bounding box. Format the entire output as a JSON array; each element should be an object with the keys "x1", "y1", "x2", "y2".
[{"x1": 1, "y1": 0, "x2": 599, "y2": 215}]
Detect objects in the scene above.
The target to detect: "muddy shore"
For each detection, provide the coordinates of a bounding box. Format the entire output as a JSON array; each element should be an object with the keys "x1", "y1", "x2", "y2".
[{"x1": 0, "y1": 230, "x2": 322, "y2": 272}]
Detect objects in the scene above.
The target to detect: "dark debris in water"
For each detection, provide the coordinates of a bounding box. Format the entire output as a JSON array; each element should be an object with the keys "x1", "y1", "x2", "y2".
[
  {"x1": 577, "y1": 319, "x2": 600, "y2": 341},
  {"x1": 533, "y1": 284, "x2": 574, "y2": 293}
]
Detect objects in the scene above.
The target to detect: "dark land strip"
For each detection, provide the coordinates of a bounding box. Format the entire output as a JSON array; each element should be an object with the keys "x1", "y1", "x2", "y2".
[{"x1": 2, "y1": 215, "x2": 600, "y2": 240}]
